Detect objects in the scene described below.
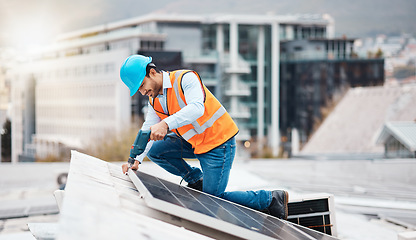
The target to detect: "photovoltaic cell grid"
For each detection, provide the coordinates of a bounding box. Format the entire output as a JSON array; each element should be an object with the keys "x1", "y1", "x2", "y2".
[{"x1": 129, "y1": 170, "x2": 338, "y2": 240}]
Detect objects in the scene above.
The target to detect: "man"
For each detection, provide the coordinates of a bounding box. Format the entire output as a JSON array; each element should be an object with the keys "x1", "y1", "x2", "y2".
[{"x1": 120, "y1": 54, "x2": 288, "y2": 220}]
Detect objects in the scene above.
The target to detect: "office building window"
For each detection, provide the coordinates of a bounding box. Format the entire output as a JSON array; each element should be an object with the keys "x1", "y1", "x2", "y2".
[
  {"x1": 202, "y1": 24, "x2": 216, "y2": 53},
  {"x1": 140, "y1": 40, "x2": 164, "y2": 51}
]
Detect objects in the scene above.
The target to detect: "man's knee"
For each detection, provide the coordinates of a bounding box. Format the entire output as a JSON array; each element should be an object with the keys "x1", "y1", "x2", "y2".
[
  {"x1": 203, "y1": 186, "x2": 225, "y2": 198},
  {"x1": 147, "y1": 142, "x2": 165, "y2": 161},
  {"x1": 147, "y1": 147, "x2": 160, "y2": 161},
  {"x1": 147, "y1": 139, "x2": 169, "y2": 160}
]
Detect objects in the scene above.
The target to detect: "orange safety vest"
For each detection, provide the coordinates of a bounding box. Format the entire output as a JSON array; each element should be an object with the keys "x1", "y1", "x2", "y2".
[{"x1": 149, "y1": 70, "x2": 239, "y2": 154}]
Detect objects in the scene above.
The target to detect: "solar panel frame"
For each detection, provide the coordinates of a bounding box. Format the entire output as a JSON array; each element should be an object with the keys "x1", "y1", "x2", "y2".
[{"x1": 129, "y1": 169, "x2": 338, "y2": 240}]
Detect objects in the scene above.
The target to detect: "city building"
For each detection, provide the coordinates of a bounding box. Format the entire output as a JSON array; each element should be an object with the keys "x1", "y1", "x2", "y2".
[
  {"x1": 8, "y1": 50, "x2": 131, "y2": 162},
  {"x1": 354, "y1": 34, "x2": 416, "y2": 85},
  {"x1": 8, "y1": 13, "x2": 383, "y2": 162}
]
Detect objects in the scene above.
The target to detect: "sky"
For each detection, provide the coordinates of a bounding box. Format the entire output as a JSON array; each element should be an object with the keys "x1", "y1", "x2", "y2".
[
  {"x1": 0, "y1": 0, "x2": 168, "y2": 48},
  {"x1": 0, "y1": 0, "x2": 415, "y2": 50}
]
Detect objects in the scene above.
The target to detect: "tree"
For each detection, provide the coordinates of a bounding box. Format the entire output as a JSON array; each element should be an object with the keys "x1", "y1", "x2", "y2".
[
  {"x1": 1, "y1": 118, "x2": 11, "y2": 162},
  {"x1": 83, "y1": 126, "x2": 141, "y2": 162},
  {"x1": 375, "y1": 48, "x2": 383, "y2": 58}
]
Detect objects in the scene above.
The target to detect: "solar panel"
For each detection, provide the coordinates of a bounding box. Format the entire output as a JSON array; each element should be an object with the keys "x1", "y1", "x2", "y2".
[{"x1": 129, "y1": 170, "x2": 339, "y2": 240}]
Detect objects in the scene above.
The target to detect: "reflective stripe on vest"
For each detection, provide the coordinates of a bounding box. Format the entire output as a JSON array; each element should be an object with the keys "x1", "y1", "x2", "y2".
[
  {"x1": 181, "y1": 106, "x2": 227, "y2": 140},
  {"x1": 172, "y1": 70, "x2": 227, "y2": 140}
]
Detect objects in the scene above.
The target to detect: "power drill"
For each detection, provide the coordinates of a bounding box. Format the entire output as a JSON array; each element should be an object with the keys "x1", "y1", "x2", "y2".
[{"x1": 128, "y1": 129, "x2": 167, "y2": 168}]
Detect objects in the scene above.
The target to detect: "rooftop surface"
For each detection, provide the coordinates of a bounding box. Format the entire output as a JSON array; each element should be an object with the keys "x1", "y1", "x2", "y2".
[
  {"x1": 1, "y1": 153, "x2": 415, "y2": 239},
  {"x1": 57, "y1": 151, "x2": 214, "y2": 240}
]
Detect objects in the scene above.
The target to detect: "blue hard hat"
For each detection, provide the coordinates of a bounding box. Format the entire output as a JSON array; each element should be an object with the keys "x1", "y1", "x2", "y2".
[{"x1": 120, "y1": 55, "x2": 152, "y2": 96}]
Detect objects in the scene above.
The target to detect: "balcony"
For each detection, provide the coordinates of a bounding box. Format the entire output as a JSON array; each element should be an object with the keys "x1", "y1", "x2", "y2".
[
  {"x1": 281, "y1": 51, "x2": 326, "y2": 61},
  {"x1": 280, "y1": 50, "x2": 356, "y2": 61},
  {"x1": 183, "y1": 50, "x2": 218, "y2": 64},
  {"x1": 222, "y1": 53, "x2": 251, "y2": 74},
  {"x1": 225, "y1": 102, "x2": 251, "y2": 119},
  {"x1": 224, "y1": 80, "x2": 251, "y2": 96}
]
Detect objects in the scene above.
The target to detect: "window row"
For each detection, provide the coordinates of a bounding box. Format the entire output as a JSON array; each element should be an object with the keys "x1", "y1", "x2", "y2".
[
  {"x1": 37, "y1": 124, "x2": 112, "y2": 138},
  {"x1": 37, "y1": 83, "x2": 116, "y2": 100},
  {"x1": 34, "y1": 63, "x2": 116, "y2": 80},
  {"x1": 36, "y1": 105, "x2": 116, "y2": 120}
]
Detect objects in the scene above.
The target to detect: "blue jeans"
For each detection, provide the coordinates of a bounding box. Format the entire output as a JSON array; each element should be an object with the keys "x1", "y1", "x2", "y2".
[{"x1": 147, "y1": 133, "x2": 272, "y2": 210}]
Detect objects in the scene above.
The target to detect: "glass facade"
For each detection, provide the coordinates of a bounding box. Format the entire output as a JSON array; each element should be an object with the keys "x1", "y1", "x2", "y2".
[
  {"x1": 238, "y1": 25, "x2": 259, "y2": 61},
  {"x1": 201, "y1": 24, "x2": 216, "y2": 54}
]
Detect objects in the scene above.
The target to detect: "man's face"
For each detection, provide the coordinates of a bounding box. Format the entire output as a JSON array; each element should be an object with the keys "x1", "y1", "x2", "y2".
[{"x1": 138, "y1": 69, "x2": 162, "y2": 98}]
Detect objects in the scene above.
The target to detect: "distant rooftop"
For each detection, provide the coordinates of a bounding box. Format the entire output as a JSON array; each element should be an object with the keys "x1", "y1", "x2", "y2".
[
  {"x1": 301, "y1": 85, "x2": 416, "y2": 156},
  {"x1": 56, "y1": 13, "x2": 332, "y2": 42},
  {"x1": 376, "y1": 121, "x2": 416, "y2": 152}
]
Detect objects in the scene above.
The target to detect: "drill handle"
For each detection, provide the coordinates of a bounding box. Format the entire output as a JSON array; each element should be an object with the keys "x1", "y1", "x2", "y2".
[
  {"x1": 129, "y1": 130, "x2": 150, "y2": 159},
  {"x1": 133, "y1": 130, "x2": 151, "y2": 147}
]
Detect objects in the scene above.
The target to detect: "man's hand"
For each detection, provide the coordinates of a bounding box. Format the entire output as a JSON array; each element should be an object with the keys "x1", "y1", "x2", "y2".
[
  {"x1": 122, "y1": 160, "x2": 140, "y2": 174},
  {"x1": 150, "y1": 120, "x2": 168, "y2": 141}
]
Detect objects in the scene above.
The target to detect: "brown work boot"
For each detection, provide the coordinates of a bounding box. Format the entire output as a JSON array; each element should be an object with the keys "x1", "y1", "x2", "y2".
[{"x1": 265, "y1": 190, "x2": 289, "y2": 220}]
